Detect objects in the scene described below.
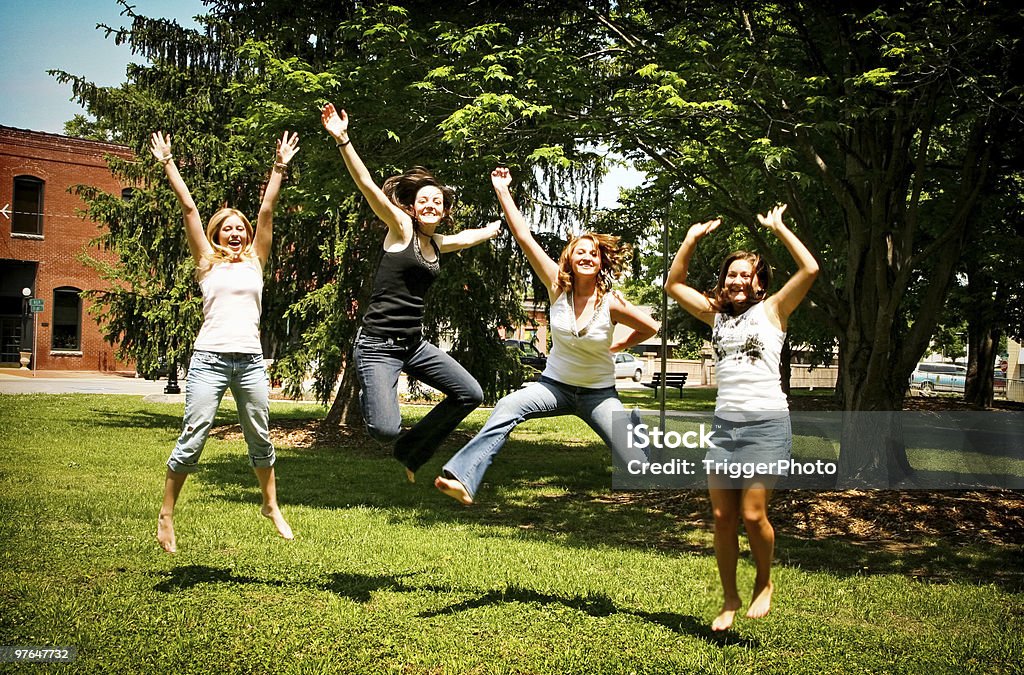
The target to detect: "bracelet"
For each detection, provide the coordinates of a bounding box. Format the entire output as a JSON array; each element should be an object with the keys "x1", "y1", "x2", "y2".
[
  {"x1": 273, "y1": 161, "x2": 288, "y2": 172},
  {"x1": 158, "y1": 155, "x2": 173, "y2": 164},
  {"x1": 336, "y1": 138, "x2": 351, "y2": 148}
]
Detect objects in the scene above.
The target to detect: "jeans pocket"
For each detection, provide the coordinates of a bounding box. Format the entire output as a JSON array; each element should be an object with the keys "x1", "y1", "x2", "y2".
[{"x1": 191, "y1": 350, "x2": 221, "y2": 367}]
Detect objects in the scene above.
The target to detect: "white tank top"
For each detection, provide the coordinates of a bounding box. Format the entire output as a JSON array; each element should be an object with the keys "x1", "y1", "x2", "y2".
[
  {"x1": 712, "y1": 301, "x2": 788, "y2": 413},
  {"x1": 192, "y1": 258, "x2": 264, "y2": 354},
  {"x1": 542, "y1": 291, "x2": 616, "y2": 389}
]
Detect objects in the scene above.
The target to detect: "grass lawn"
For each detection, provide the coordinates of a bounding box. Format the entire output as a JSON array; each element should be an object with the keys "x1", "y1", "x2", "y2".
[{"x1": 0, "y1": 393, "x2": 1021, "y2": 674}]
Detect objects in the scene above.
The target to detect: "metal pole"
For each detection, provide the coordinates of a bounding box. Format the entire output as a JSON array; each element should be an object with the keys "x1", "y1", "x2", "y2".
[
  {"x1": 659, "y1": 212, "x2": 669, "y2": 431},
  {"x1": 31, "y1": 307, "x2": 37, "y2": 377}
]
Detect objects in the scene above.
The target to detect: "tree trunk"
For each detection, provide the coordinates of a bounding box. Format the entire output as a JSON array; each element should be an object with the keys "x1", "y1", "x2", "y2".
[
  {"x1": 965, "y1": 327, "x2": 1000, "y2": 408},
  {"x1": 323, "y1": 353, "x2": 362, "y2": 428}
]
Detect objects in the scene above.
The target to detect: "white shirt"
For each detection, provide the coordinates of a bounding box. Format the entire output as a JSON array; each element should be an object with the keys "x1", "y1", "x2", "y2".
[
  {"x1": 192, "y1": 258, "x2": 264, "y2": 354},
  {"x1": 542, "y1": 291, "x2": 616, "y2": 389},
  {"x1": 712, "y1": 301, "x2": 788, "y2": 414}
]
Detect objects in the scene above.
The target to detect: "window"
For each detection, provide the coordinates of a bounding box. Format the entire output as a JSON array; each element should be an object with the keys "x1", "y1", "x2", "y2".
[
  {"x1": 12, "y1": 176, "x2": 44, "y2": 235},
  {"x1": 52, "y1": 287, "x2": 82, "y2": 351},
  {"x1": 121, "y1": 187, "x2": 136, "y2": 201}
]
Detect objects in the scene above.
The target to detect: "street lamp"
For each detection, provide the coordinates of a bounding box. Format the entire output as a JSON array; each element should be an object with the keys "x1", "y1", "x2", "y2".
[{"x1": 19, "y1": 284, "x2": 31, "y2": 368}]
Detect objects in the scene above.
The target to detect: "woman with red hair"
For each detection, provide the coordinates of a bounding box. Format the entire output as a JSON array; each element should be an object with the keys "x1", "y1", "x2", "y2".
[{"x1": 435, "y1": 167, "x2": 659, "y2": 505}]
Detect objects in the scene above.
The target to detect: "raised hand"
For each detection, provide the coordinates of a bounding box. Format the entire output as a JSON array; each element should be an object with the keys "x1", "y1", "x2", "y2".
[
  {"x1": 482, "y1": 219, "x2": 502, "y2": 240},
  {"x1": 276, "y1": 131, "x2": 300, "y2": 165},
  {"x1": 491, "y1": 166, "x2": 512, "y2": 191},
  {"x1": 686, "y1": 218, "x2": 722, "y2": 242},
  {"x1": 150, "y1": 131, "x2": 172, "y2": 162},
  {"x1": 756, "y1": 204, "x2": 788, "y2": 232},
  {"x1": 320, "y1": 103, "x2": 349, "y2": 141}
]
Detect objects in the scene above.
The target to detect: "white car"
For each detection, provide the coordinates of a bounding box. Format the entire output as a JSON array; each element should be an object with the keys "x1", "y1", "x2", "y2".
[{"x1": 614, "y1": 353, "x2": 645, "y2": 381}]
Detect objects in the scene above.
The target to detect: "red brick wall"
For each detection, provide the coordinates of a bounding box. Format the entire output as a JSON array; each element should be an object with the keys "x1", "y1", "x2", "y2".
[{"x1": 0, "y1": 126, "x2": 134, "y2": 372}]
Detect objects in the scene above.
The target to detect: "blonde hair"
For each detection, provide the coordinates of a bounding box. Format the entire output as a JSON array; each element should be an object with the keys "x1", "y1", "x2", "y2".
[
  {"x1": 204, "y1": 208, "x2": 256, "y2": 264},
  {"x1": 556, "y1": 232, "x2": 631, "y2": 304}
]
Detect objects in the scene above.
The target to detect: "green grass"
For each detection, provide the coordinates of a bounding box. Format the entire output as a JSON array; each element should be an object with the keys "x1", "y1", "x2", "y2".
[{"x1": 0, "y1": 394, "x2": 1021, "y2": 674}]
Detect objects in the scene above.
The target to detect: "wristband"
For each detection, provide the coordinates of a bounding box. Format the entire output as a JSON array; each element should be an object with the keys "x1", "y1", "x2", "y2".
[
  {"x1": 336, "y1": 138, "x2": 351, "y2": 148},
  {"x1": 158, "y1": 155, "x2": 173, "y2": 164}
]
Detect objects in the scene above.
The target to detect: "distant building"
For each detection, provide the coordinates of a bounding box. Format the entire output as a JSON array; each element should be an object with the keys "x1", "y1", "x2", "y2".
[{"x1": 0, "y1": 125, "x2": 133, "y2": 371}]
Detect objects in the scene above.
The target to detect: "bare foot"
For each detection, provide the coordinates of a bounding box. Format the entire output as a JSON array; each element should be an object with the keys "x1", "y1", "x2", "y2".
[
  {"x1": 260, "y1": 505, "x2": 294, "y2": 540},
  {"x1": 157, "y1": 512, "x2": 177, "y2": 553},
  {"x1": 406, "y1": 468, "x2": 416, "y2": 483},
  {"x1": 434, "y1": 475, "x2": 473, "y2": 505},
  {"x1": 712, "y1": 598, "x2": 742, "y2": 631},
  {"x1": 745, "y1": 581, "x2": 773, "y2": 619}
]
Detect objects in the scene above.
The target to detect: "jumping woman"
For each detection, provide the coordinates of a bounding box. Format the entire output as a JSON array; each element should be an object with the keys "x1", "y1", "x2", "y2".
[
  {"x1": 435, "y1": 167, "x2": 659, "y2": 505},
  {"x1": 321, "y1": 103, "x2": 499, "y2": 482},
  {"x1": 152, "y1": 129, "x2": 299, "y2": 553},
  {"x1": 664, "y1": 205, "x2": 818, "y2": 630}
]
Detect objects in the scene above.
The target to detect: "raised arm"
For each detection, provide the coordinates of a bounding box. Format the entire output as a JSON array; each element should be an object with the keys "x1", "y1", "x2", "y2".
[
  {"x1": 664, "y1": 219, "x2": 722, "y2": 327},
  {"x1": 609, "y1": 294, "x2": 661, "y2": 353},
  {"x1": 490, "y1": 167, "x2": 561, "y2": 301},
  {"x1": 321, "y1": 103, "x2": 410, "y2": 242},
  {"x1": 434, "y1": 219, "x2": 501, "y2": 254},
  {"x1": 760, "y1": 204, "x2": 819, "y2": 327},
  {"x1": 150, "y1": 131, "x2": 211, "y2": 264},
  {"x1": 253, "y1": 131, "x2": 300, "y2": 267}
]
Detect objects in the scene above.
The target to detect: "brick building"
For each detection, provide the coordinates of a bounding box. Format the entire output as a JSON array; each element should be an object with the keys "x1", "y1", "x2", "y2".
[{"x1": 0, "y1": 125, "x2": 133, "y2": 371}]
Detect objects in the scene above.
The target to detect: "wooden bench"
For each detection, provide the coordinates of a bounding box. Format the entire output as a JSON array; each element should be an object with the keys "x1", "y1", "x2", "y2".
[{"x1": 642, "y1": 372, "x2": 688, "y2": 397}]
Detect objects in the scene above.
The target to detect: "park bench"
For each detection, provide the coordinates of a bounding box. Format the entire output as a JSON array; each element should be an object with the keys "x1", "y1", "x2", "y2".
[{"x1": 643, "y1": 372, "x2": 688, "y2": 397}]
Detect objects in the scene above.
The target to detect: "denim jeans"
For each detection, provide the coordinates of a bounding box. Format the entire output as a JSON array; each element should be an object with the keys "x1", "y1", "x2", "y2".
[
  {"x1": 166, "y1": 350, "x2": 275, "y2": 474},
  {"x1": 442, "y1": 375, "x2": 643, "y2": 499},
  {"x1": 353, "y1": 331, "x2": 483, "y2": 472}
]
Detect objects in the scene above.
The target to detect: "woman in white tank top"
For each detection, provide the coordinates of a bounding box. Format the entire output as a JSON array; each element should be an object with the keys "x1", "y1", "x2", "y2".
[
  {"x1": 435, "y1": 167, "x2": 660, "y2": 505},
  {"x1": 665, "y1": 205, "x2": 819, "y2": 632},
  {"x1": 150, "y1": 130, "x2": 299, "y2": 553}
]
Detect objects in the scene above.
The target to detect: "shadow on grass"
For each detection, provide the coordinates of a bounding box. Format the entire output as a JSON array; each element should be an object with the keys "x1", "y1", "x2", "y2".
[
  {"x1": 197, "y1": 434, "x2": 1023, "y2": 592},
  {"x1": 420, "y1": 583, "x2": 755, "y2": 647},
  {"x1": 153, "y1": 565, "x2": 289, "y2": 592}
]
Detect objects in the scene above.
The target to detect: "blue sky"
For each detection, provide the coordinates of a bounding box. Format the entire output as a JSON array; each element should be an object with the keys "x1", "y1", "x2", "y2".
[
  {"x1": 0, "y1": 0, "x2": 205, "y2": 135},
  {"x1": 0, "y1": 0, "x2": 644, "y2": 204}
]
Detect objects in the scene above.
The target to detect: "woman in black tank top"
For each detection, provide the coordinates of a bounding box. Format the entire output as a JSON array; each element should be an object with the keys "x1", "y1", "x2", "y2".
[{"x1": 322, "y1": 103, "x2": 500, "y2": 482}]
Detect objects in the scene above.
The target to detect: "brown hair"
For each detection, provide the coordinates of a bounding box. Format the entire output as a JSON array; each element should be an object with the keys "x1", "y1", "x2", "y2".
[
  {"x1": 203, "y1": 208, "x2": 256, "y2": 265},
  {"x1": 556, "y1": 232, "x2": 632, "y2": 303},
  {"x1": 707, "y1": 250, "x2": 772, "y2": 315},
  {"x1": 381, "y1": 166, "x2": 456, "y2": 235}
]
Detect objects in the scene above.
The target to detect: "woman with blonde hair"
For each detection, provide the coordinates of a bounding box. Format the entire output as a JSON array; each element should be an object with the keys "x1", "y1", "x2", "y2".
[
  {"x1": 151, "y1": 129, "x2": 299, "y2": 553},
  {"x1": 435, "y1": 167, "x2": 659, "y2": 505},
  {"x1": 664, "y1": 205, "x2": 818, "y2": 630}
]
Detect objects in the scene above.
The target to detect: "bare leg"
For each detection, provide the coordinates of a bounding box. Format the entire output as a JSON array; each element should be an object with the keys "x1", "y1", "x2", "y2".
[
  {"x1": 158, "y1": 469, "x2": 188, "y2": 553},
  {"x1": 434, "y1": 474, "x2": 473, "y2": 505},
  {"x1": 709, "y1": 485, "x2": 742, "y2": 630},
  {"x1": 742, "y1": 483, "x2": 775, "y2": 619},
  {"x1": 253, "y1": 466, "x2": 293, "y2": 540}
]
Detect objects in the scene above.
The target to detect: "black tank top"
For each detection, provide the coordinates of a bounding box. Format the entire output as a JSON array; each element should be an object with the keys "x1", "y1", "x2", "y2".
[{"x1": 361, "y1": 234, "x2": 441, "y2": 339}]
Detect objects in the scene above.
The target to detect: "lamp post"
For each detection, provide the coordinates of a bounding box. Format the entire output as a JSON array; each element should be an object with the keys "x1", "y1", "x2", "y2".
[
  {"x1": 164, "y1": 335, "x2": 180, "y2": 394},
  {"x1": 19, "y1": 288, "x2": 31, "y2": 370}
]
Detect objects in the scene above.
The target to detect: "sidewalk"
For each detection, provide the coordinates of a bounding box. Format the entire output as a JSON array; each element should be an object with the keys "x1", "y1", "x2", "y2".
[{"x1": 0, "y1": 369, "x2": 172, "y2": 396}]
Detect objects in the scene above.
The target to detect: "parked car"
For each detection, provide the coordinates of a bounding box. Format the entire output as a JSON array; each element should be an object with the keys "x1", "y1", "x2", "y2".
[
  {"x1": 614, "y1": 352, "x2": 645, "y2": 381},
  {"x1": 504, "y1": 339, "x2": 547, "y2": 379},
  {"x1": 909, "y1": 362, "x2": 966, "y2": 394}
]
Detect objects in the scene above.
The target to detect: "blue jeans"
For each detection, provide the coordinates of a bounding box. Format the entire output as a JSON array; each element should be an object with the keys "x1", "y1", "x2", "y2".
[
  {"x1": 167, "y1": 350, "x2": 275, "y2": 474},
  {"x1": 442, "y1": 376, "x2": 643, "y2": 499},
  {"x1": 353, "y1": 331, "x2": 483, "y2": 472}
]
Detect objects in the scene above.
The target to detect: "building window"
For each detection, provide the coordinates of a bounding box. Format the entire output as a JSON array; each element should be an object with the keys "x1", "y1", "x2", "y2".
[
  {"x1": 12, "y1": 175, "x2": 44, "y2": 235},
  {"x1": 121, "y1": 187, "x2": 136, "y2": 201},
  {"x1": 52, "y1": 287, "x2": 82, "y2": 351}
]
